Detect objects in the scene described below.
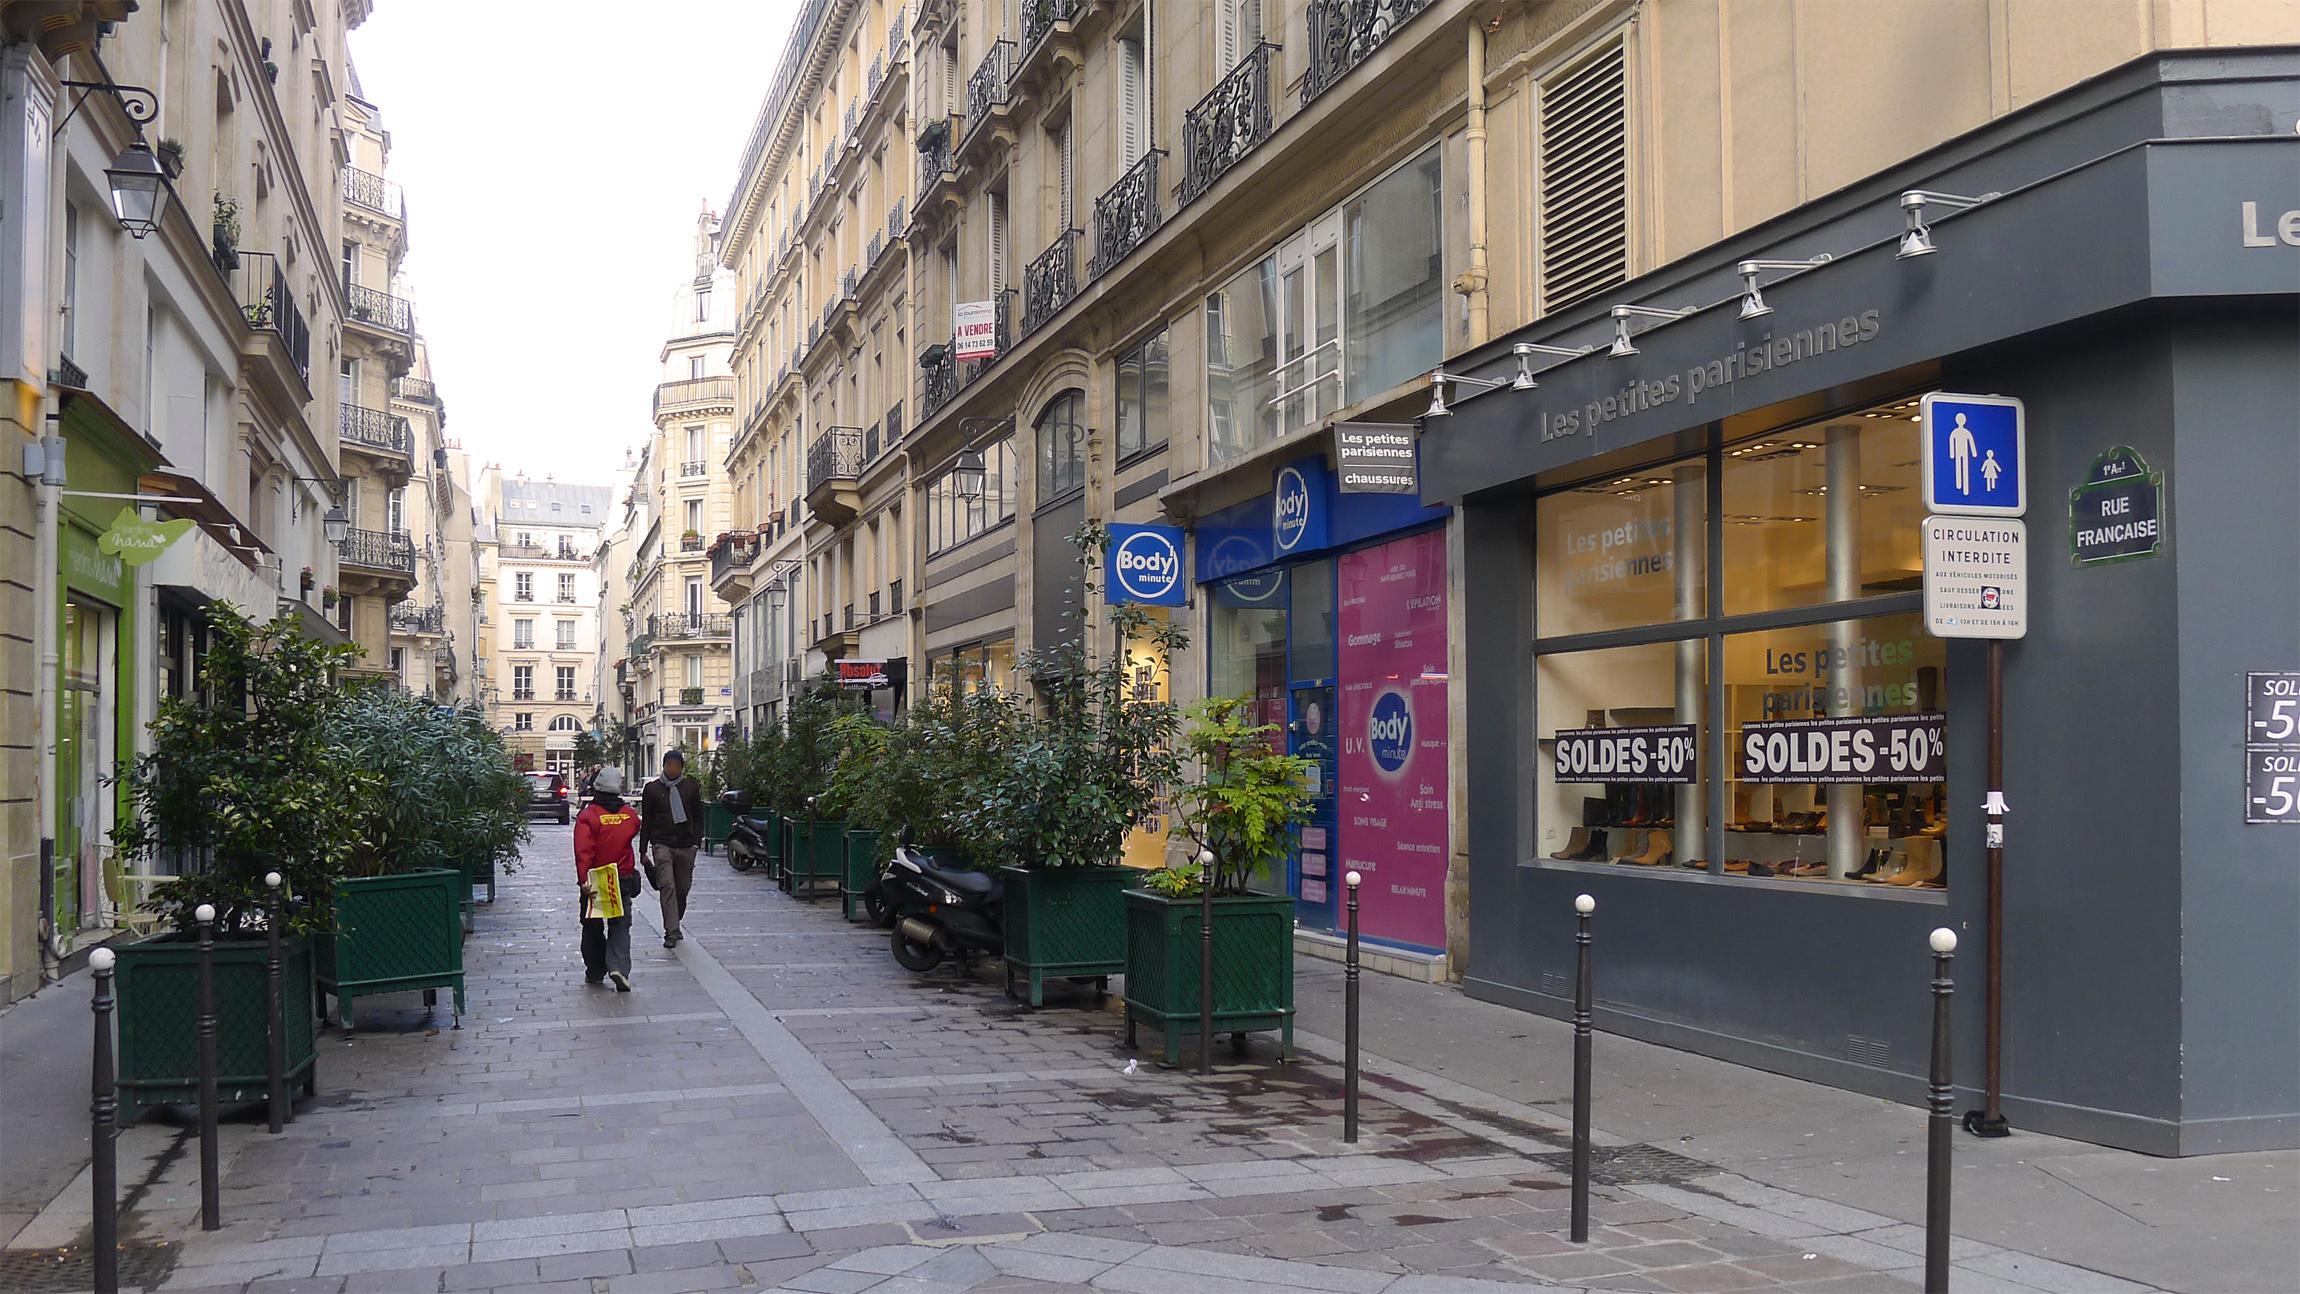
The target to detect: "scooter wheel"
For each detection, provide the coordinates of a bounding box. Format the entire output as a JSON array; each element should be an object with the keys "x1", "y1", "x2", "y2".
[
  {"x1": 863, "y1": 889, "x2": 892, "y2": 927},
  {"x1": 891, "y1": 924, "x2": 945, "y2": 972},
  {"x1": 729, "y1": 854, "x2": 755, "y2": 872}
]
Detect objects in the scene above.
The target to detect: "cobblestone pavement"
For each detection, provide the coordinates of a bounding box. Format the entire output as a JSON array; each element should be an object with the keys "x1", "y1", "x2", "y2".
[{"x1": 40, "y1": 827, "x2": 2167, "y2": 1294}]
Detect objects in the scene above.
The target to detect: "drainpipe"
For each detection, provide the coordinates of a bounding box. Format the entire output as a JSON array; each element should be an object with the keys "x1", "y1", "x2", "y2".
[
  {"x1": 1457, "y1": 19, "x2": 1492, "y2": 345},
  {"x1": 32, "y1": 421, "x2": 62, "y2": 976}
]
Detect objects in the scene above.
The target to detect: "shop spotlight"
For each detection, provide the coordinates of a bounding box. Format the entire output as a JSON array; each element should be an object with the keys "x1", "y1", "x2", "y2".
[
  {"x1": 1897, "y1": 189, "x2": 1996, "y2": 259},
  {"x1": 1607, "y1": 305, "x2": 1691, "y2": 359},
  {"x1": 1425, "y1": 365, "x2": 1519, "y2": 417},
  {"x1": 1736, "y1": 256, "x2": 1833, "y2": 320},
  {"x1": 1510, "y1": 342, "x2": 1592, "y2": 390}
]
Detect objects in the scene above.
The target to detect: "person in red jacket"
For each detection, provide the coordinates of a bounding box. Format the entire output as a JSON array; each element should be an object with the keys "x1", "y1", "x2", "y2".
[{"x1": 574, "y1": 767, "x2": 643, "y2": 991}]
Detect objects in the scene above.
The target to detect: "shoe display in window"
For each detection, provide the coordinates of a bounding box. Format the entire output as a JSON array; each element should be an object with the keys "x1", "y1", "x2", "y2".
[{"x1": 1552, "y1": 827, "x2": 1592, "y2": 861}]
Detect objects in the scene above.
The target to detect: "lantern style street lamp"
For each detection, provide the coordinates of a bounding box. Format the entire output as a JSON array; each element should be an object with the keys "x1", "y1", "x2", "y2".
[{"x1": 105, "y1": 139, "x2": 171, "y2": 239}]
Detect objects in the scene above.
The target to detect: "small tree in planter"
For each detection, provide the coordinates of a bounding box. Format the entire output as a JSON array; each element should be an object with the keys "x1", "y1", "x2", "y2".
[
  {"x1": 773, "y1": 673, "x2": 866, "y2": 894},
  {"x1": 1124, "y1": 697, "x2": 1316, "y2": 1066},
  {"x1": 960, "y1": 525, "x2": 1186, "y2": 1006},
  {"x1": 107, "y1": 605, "x2": 365, "y2": 1122},
  {"x1": 823, "y1": 684, "x2": 1025, "y2": 921}
]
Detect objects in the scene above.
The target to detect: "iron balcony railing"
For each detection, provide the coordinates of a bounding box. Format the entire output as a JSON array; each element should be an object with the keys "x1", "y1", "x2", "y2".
[
  {"x1": 868, "y1": 52, "x2": 885, "y2": 99},
  {"x1": 1093, "y1": 149, "x2": 1165, "y2": 276},
  {"x1": 964, "y1": 41, "x2": 1016, "y2": 140},
  {"x1": 1022, "y1": 229, "x2": 1081, "y2": 336},
  {"x1": 1303, "y1": 0, "x2": 1435, "y2": 105},
  {"x1": 886, "y1": 400, "x2": 904, "y2": 447},
  {"x1": 918, "y1": 116, "x2": 959, "y2": 202},
  {"x1": 345, "y1": 282, "x2": 414, "y2": 334},
  {"x1": 889, "y1": 202, "x2": 907, "y2": 242},
  {"x1": 806, "y1": 426, "x2": 864, "y2": 493},
  {"x1": 679, "y1": 686, "x2": 707, "y2": 706},
  {"x1": 842, "y1": 267, "x2": 858, "y2": 300},
  {"x1": 54, "y1": 354, "x2": 88, "y2": 387},
  {"x1": 1179, "y1": 43, "x2": 1277, "y2": 207},
  {"x1": 844, "y1": 604, "x2": 857, "y2": 631},
  {"x1": 681, "y1": 460, "x2": 709, "y2": 478},
  {"x1": 652, "y1": 375, "x2": 734, "y2": 419},
  {"x1": 921, "y1": 342, "x2": 958, "y2": 419},
  {"x1": 647, "y1": 612, "x2": 734, "y2": 640},
  {"x1": 711, "y1": 534, "x2": 761, "y2": 584},
  {"x1": 844, "y1": 101, "x2": 859, "y2": 147},
  {"x1": 234, "y1": 252, "x2": 310, "y2": 385},
  {"x1": 680, "y1": 534, "x2": 705, "y2": 551},
  {"x1": 392, "y1": 376, "x2": 437, "y2": 402},
  {"x1": 340, "y1": 527, "x2": 415, "y2": 575},
  {"x1": 1022, "y1": 0, "x2": 1080, "y2": 62},
  {"x1": 868, "y1": 229, "x2": 885, "y2": 265},
  {"x1": 890, "y1": 578, "x2": 904, "y2": 614},
  {"x1": 341, "y1": 166, "x2": 403, "y2": 216},
  {"x1": 962, "y1": 290, "x2": 1015, "y2": 385},
  {"x1": 864, "y1": 422, "x2": 882, "y2": 462},
  {"x1": 339, "y1": 402, "x2": 412, "y2": 456},
  {"x1": 388, "y1": 602, "x2": 444, "y2": 633}
]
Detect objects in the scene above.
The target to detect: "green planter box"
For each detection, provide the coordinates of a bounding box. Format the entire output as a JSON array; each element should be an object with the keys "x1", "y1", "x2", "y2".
[
  {"x1": 788, "y1": 819, "x2": 846, "y2": 897},
  {"x1": 1001, "y1": 866, "x2": 1129, "y2": 1007},
  {"x1": 1121, "y1": 889, "x2": 1295, "y2": 1066},
  {"x1": 113, "y1": 930, "x2": 317, "y2": 1126},
  {"x1": 840, "y1": 829, "x2": 884, "y2": 921},
  {"x1": 703, "y1": 801, "x2": 735, "y2": 853},
  {"x1": 316, "y1": 869, "x2": 467, "y2": 1030}
]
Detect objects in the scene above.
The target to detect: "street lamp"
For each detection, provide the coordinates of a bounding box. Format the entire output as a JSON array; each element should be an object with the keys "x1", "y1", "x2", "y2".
[
  {"x1": 323, "y1": 505, "x2": 350, "y2": 545},
  {"x1": 104, "y1": 139, "x2": 170, "y2": 239},
  {"x1": 951, "y1": 448, "x2": 987, "y2": 500}
]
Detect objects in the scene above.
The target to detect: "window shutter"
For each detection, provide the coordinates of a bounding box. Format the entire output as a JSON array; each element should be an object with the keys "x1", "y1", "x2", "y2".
[
  {"x1": 1059, "y1": 120, "x2": 1075, "y2": 228},
  {"x1": 1119, "y1": 39, "x2": 1144, "y2": 164},
  {"x1": 989, "y1": 193, "x2": 1008, "y2": 292},
  {"x1": 1538, "y1": 36, "x2": 1629, "y2": 314}
]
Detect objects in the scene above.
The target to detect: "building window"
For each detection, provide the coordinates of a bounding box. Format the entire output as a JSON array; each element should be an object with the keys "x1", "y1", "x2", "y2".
[
  {"x1": 555, "y1": 619, "x2": 576, "y2": 650},
  {"x1": 1206, "y1": 259, "x2": 1277, "y2": 464},
  {"x1": 513, "y1": 619, "x2": 535, "y2": 649},
  {"x1": 550, "y1": 715, "x2": 581, "y2": 732},
  {"x1": 1530, "y1": 394, "x2": 1945, "y2": 889},
  {"x1": 1034, "y1": 390, "x2": 1085, "y2": 503},
  {"x1": 685, "y1": 576, "x2": 704, "y2": 620},
  {"x1": 62, "y1": 204, "x2": 80, "y2": 358},
  {"x1": 556, "y1": 665, "x2": 578, "y2": 700},
  {"x1": 1342, "y1": 144, "x2": 1443, "y2": 405},
  {"x1": 558, "y1": 572, "x2": 576, "y2": 602},
  {"x1": 686, "y1": 424, "x2": 706, "y2": 461},
  {"x1": 926, "y1": 434, "x2": 1017, "y2": 554},
  {"x1": 514, "y1": 571, "x2": 534, "y2": 601},
  {"x1": 685, "y1": 499, "x2": 703, "y2": 534},
  {"x1": 387, "y1": 487, "x2": 405, "y2": 535},
  {"x1": 1115, "y1": 326, "x2": 1169, "y2": 461},
  {"x1": 695, "y1": 288, "x2": 711, "y2": 322},
  {"x1": 389, "y1": 647, "x2": 405, "y2": 675},
  {"x1": 690, "y1": 355, "x2": 706, "y2": 379},
  {"x1": 685, "y1": 654, "x2": 703, "y2": 688},
  {"x1": 514, "y1": 712, "x2": 533, "y2": 732},
  {"x1": 513, "y1": 664, "x2": 534, "y2": 700}
]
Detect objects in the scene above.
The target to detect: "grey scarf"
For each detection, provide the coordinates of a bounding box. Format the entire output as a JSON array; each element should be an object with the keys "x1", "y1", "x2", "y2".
[{"x1": 662, "y1": 774, "x2": 689, "y2": 825}]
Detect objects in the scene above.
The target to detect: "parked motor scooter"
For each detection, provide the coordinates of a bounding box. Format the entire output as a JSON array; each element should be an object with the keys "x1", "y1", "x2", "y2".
[
  {"x1": 718, "y1": 790, "x2": 775, "y2": 873},
  {"x1": 878, "y1": 843, "x2": 1002, "y2": 972}
]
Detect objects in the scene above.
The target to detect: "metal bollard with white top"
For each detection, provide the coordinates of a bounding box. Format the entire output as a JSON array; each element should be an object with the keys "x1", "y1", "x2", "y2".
[
  {"x1": 195, "y1": 902, "x2": 220, "y2": 1231},
  {"x1": 89, "y1": 946, "x2": 120, "y2": 1294},
  {"x1": 265, "y1": 872, "x2": 287, "y2": 1133},
  {"x1": 1343, "y1": 870, "x2": 1362, "y2": 1144},
  {"x1": 1570, "y1": 893, "x2": 1595, "y2": 1243},
  {"x1": 1925, "y1": 927, "x2": 1958, "y2": 1294},
  {"x1": 1197, "y1": 848, "x2": 1216, "y2": 1076}
]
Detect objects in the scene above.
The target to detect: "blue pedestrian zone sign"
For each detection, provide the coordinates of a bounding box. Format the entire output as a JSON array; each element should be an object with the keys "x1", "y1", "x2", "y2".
[{"x1": 1921, "y1": 393, "x2": 2026, "y2": 517}]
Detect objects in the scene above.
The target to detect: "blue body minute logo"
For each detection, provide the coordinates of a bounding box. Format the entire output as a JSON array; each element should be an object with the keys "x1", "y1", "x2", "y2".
[
  {"x1": 1274, "y1": 466, "x2": 1311, "y2": 551},
  {"x1": 1367, "y1": 691, "x2": 1413, "y2": 774},
  {"x1": 1111, "y1": 528, "x2": 1181, "y2": 602}
]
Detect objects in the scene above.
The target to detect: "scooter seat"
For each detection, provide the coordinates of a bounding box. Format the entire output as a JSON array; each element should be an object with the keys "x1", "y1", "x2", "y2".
[{"x1": 915, "y1": 858, "x2": 997, "y2": 895}]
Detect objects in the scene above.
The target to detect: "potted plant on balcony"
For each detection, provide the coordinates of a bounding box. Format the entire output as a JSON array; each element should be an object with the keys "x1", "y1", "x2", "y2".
[
  {"x1": 916, "y1": 116, "x2": 951, "y2": 153},
  {"x1": 960, "y1": 526, "x2": 1185, "y2": 1007},
  {"x1": 1122, "y1": 696, "x2": 1315, "y2": 1066},
  {"x1": 320, "y1": 585, "x2": 337, "y2": 609},
  {"x1": 107, "y1": 605, "x2": 365, "y2": 1123},
  {"x1": 299, "y1": 565, "x2": 315, "y2": 594},
  {"x1": 156, "y1": 137, "x2": 185, "y2": 179},
  {"x1": 212, "y1": 192, "x2": 241, "y2": 270}
]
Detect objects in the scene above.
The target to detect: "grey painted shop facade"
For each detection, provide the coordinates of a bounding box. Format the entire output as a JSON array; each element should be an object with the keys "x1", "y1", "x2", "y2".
[{"x1": 1421, "y1": 50, "x2": 2300, "y2": 1156}]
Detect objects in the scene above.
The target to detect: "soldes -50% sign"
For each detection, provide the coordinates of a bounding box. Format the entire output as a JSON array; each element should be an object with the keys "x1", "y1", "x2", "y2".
[
  {"x1": 1552, "y1": 724, "x2": 1698, "y2": 784},
  {"x1": 1738, "y1": 713, "x2": 1947, "y2": 784}
]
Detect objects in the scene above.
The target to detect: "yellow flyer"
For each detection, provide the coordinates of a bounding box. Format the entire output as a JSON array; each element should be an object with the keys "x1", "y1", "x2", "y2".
[{"x1": 585, "y1": 864, "x2": 625, "y2": 920}]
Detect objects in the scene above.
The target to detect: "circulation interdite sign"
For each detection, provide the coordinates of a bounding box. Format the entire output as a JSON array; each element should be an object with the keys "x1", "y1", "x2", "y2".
[
  {"x1": 1552, "y1": 725, "x2": 1697, "y2": 784},
  {"x1": 1736, "y1": 713, "x2": 1947, "y2": 784},
  {"x1": 1335, "y1": 530, "x2": 1448, "y2": 950}
]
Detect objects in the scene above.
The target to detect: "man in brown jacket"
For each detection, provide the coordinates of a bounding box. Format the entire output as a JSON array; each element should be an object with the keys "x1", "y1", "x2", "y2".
[{"x1": 639, "y1": 749, "x2": 705, "y2": 948}]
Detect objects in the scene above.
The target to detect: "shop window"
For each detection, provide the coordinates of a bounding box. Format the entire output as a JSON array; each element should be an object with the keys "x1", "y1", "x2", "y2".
[
  {"x1": 1536, "y1": 460, "x2": 1706, "y2": 638},
  {"x1": 1536, "y1": 640, "x2": 1708, "y2": 867},
  {"x1": 1205, "y1": 258, "x2": 1279, "y2": 465},
  {"x1": 1116, "y1": 327, "x2": 1170, "y2": 462},
  {"x1": 1208, "y1": 570, "x2": 1289, "y2": 730},
  {"x1": 1722, "y1": 404, "x2": 1924, "y2": 617},
  {"x1": 1342, "y1": 144, "x2": 1442, "y2": 405},
  {"x1": 1035, "y1": 391, "x2": 1086, "y2": 503}
]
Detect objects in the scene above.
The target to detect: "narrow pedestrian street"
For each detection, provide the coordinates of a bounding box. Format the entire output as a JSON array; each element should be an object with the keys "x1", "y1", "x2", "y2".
[{"x1": 8, "y1": 829, "x2": 2264, "y2": 1294}]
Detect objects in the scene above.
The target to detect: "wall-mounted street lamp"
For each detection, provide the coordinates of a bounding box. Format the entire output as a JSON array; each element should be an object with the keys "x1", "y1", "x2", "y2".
[
  {"x1": 323, "y1": 504, "x2": 350, "y2": 545},
  {"x1": 1896, "y1": 189, "x2": 1997, "y2": 260},
  {"x1": 1736, "y1": 256, "x2": 1833, "y2": 320},
  {"x1": 1607, "y1": 305, "x2": 1694, "y2": 359},
  {"x1": 60, "y1": 80, "x2": 170, "y2": 239},
  {"x1": 947, "y1": 415, "x2": 1008, "y2": 499}
]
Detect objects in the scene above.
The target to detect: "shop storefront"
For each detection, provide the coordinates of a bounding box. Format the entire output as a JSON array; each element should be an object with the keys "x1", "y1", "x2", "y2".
[
  {"x1": 1194, "y1": 455, "x2": 1451, "y2": 948},
  {"x1": 1424, "y1": 53, "x2": 2298, "y2": 1155}
]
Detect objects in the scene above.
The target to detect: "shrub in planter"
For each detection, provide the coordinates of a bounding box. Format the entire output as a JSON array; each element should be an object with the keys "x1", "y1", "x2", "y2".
[
  {"x1": 768, "y1": 673, "x2": 866, "y2": 895},
  {"x1": 109, "y1": 606, "x2": 366, "y2": 1120},
  {"x1": 823, "y1": 684, "x2": 1022, "y2": 921},
  {"x1": 1123, "y1": 697, "x2": 1316, "y2": 1064},
  {"x1": 961, "y1": 526, "x2": 1184, "y2": 1006}
]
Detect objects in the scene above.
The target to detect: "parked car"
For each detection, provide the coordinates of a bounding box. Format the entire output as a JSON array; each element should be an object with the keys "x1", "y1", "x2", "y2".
[{"x1": 525, "y1": 771, "x2": 571, "y2": 824}]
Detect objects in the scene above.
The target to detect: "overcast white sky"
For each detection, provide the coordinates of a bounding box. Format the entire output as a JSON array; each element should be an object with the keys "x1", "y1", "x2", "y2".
[{"x1": 348, "y1": 1, "x2": 799, "y2": 485}]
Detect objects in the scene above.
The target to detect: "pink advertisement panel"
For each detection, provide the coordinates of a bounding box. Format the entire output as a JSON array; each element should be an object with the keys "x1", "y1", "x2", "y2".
[{"x1": 1336, "y1": 530, "x2": 1449, "y2": 949}]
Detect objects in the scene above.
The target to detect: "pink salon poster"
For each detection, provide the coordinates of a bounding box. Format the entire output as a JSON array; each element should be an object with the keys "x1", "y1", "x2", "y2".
[{"x1": 1336, "y1": 530, "x2": 1449, "y2": 949}]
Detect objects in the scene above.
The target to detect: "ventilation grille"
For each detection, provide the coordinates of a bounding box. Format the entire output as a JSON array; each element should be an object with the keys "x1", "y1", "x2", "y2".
[
  {"x1": 1540, "y1": 970, "x2": 1570, "y2": 998},
  {"x1": 1846, "y1": 1034, "x2": 1891, "y2": 1069},
  {"x1": 1538, "y1": 36, "x2": 1629, "y2": 314}
]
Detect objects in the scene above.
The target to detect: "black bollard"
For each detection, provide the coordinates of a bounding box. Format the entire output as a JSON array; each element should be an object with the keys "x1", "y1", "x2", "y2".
[
  {"x1": 1926, "y1": 927, "x2": 1958, "y2": 1294},
  {"x1": 1343, "y1": 870, "x2": 1362, "y2": 1144},
  {"x1": 1197, "y1": 849, "x2": 1215, "y2": 1077},
  {"x1": 1570, "y1": 893, "x2": 1595, "y2": 1244},
  {"x1": 265, "y1": 872, "x2": 286, "y2": 1134},
  {"x1": 195, "y1": 902, "x2": 220, "y2": 1232},
  {"x1": 89, "y1": 947, "x2": 119, "y2": 1294}
]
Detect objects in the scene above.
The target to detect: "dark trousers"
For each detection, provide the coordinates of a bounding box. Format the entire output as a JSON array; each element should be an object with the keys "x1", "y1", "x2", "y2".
[
  {"x1": 651, "y1": 844, "x2": 698, "y2": 935},
  {"x1": 580, "y1": 912, "x2": 631, "y2": 979}
]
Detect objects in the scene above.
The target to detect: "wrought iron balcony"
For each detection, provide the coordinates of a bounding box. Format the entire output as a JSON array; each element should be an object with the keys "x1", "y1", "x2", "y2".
[
  {"x1": 392, "y1": 376, "x2": 437, "y2": 402},
  {"x1": 388, "y1": 602, "x2": 444, "y2": 633},
  {"x1": 1179, "y1": 43, "x2": 1277, "y2": 207},
  {"x1": 679, "y1": 686, "x2": 707, "y2": 707},
  {"x1": 233, "y1": 252, "x2": 310, "y2": 386},
  {"x1": 1093, "y1": 149, "x2": 1165, "y2": 276},
  {"x1": 710, "y1": 533, "x2": 761, "y2": 586},
  {"x1": 917, "y1": 116, "x2": 959, "y2": 207},
  {"x1": 886, "y1": 401, "x2": 904, "y2": 447},
  {"x1": 962, "y1": 290, "x2": 1014, "y2": 385},
  {"x1": 889, "y1": 202, "x2": 908, "y2": 242},
  {"x1": 1021, "y1": 0, "x2": 1080, "y2": 59},
  {"x1": 920, "y1": 342, "x2": 958, "y2": 420},
  {"x1": 868, "y1": 229, "x2": 885, "y2": 266},
  {"x1": 647, "y1": 612, "x2": 734, "y2": 641},
  {"x1": 340, "y1": 527, "x2": 415, "y2": 576},
  {"x1": 806, "y1": 426, "x2": 865, "y2": 495},
  {"x1": 864, "y1": 422, "x2": 882, "y2": 462},
  {"x1": 339, "y1": 402, "x2": 413, "y2": 458},
  {"x1": 653, "y1": 375, "x2": 735, "y2": 419},
  {"x1": 53, "y1": 354, "x2": 88, "y2": 388},
  {"x1": 346, "y1": 282, "x2": 414, "y2": 334},
  {"x1": 868, "y1": 52, "x2": 884, "y2": 99},
  {"x1": 1303, "y1": 0, "x2": 1435, "y2": 105},
  {"x1": 1022, "y1": 229, "x2": 1081, "y2": 336},
  {"x1": 341, "y1": 166, "x2": 403, "y2": 217},
  {"x1": 962, "y1": 40, "x2": 1016, "y2": 145},
  {"x1": 842, "y1": 267, "x2": 858, "y2": 300},
  {"x1": 680, "y1": 534, "x2": 705, "y2": 551},
  {"x1": 681, "y1": 460, "x2": 709, "y2": 478},
  {"x1": 844, "y1": 100, "x2": 859, "y2": 145}
]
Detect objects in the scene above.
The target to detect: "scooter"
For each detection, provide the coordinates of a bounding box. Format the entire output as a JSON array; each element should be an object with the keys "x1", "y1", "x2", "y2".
[
  {"x1": 879, "y1": 843, "x2": 1003, "y2": 973},
  {"x1": 718, "y1": 790, "x2": 775, "y2": 873}
]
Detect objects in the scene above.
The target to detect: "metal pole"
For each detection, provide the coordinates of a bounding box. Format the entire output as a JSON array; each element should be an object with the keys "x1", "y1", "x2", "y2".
[
  {"x1": 194, "y1": 903, "x2": 220, "y2": 1232},
  {"x1": 1570, "y1": 893, "x2": 1595, "y2": 1243},
  {"x1": 1927, "y1": 927, "x2": 1958, "y2": 1293},
  {"x1": 89, "y1": 947, "x2": 120, "y2": 1294},
  {"x1": 1197, "y1": 848, "x2": 1215, "y2": 1077},
  {"x1": 264, "y1": 872, "x2": 286, "y2": 1134},
  {"x1": 1966, "y1": 639, "x2": 2011, "y2": 1137},
  {"x1": 1343, "y1": 870, "x2": 1362, "y2": 1144}
]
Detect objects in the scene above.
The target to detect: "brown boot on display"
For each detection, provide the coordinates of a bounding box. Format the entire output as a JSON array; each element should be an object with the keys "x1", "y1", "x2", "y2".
[
  {"x1": 1627, "y1": 829, "x2": 1674, "y2": 866},
  {"x1": 1610, "y1": 829, "x2": 1646, "y2": 863},
  {"x1": 1552, "y1": 827, "x2": 1591, "y2": 861}
]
